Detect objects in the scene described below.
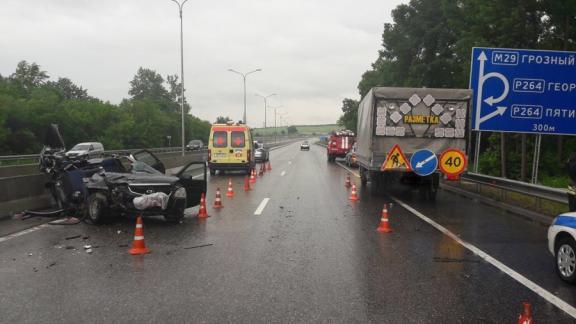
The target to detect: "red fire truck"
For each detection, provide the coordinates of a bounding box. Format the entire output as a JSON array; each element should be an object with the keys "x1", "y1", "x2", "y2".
[{"x1": 326, "y1": 130, "x2": 355, "y2": 162}]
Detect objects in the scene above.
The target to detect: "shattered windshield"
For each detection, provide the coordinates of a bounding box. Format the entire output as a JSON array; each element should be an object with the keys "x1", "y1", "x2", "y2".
[
  {"x1": 118, "y1": 157, "x2": 161, "y2": 175},
  {"x1": 131, "y1": 161, "x2": 161, "y2": 175}
]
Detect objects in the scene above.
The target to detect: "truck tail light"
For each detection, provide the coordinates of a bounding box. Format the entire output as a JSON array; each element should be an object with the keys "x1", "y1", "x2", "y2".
[
  {"x1": 208, "y1": 149, "x2": 212, "y2": 161},
  {"x1": 247, "y1": 149, "x2": 251, "y2": 159}
]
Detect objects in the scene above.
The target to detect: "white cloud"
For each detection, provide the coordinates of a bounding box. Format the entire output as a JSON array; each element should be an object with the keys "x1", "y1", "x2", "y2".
[{"x1": 0, "y1": 0, "x2": 406, "y2": 126}]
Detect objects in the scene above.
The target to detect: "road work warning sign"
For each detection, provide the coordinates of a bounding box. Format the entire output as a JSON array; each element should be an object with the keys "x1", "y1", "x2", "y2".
[{"x1": 381, "y1": 144, "x2": 411, "y2": 171}]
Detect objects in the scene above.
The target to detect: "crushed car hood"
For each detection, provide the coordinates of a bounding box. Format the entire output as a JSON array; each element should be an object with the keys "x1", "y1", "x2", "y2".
[{"x1": 103, "y1": 172, "x2": 179, "y2": 185}]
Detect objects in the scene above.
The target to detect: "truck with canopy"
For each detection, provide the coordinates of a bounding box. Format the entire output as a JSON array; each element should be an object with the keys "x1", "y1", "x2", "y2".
[{"x1": 355, "y1": 87, "x2": 472, "y2": 199}]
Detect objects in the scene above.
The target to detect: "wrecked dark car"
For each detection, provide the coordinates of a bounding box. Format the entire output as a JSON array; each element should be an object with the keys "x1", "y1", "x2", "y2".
[{"x1": 38, "y1": 124, "x2": 207, "y2": 224}]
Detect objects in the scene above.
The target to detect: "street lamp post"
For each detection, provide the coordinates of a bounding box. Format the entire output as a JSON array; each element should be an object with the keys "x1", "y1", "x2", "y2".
[
  {"x1": 170, "y1": 0, "x2": 188, "y2": 156},
  {"x1": 269, "y1": 105, "x2": 283, "y2": 143},
  {"x1": 255, "y1": 93, "x2": 276, "y2": 143},
  {"x1": 228, "y1": 68, "x2": 261, "y2": 125}
]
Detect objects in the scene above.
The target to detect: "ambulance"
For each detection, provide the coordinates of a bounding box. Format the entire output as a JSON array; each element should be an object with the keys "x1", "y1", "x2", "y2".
[{"x1": 207, "y1": 122, "x2": 254, "y2": 175}]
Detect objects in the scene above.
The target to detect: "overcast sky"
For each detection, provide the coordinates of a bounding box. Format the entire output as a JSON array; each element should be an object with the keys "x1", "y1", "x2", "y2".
[{"x1": 0, "y1": 0, "x2": 406, "y2": 127}]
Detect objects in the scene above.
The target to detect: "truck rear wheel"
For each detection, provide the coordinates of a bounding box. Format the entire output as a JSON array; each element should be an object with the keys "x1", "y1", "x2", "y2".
[
  {"x1": 327, "y1": 155, "x2": 335, "y2": 163},
  {"x1": 360, "y1": 167, "x2": 368, "y2": 187},
  {"x1": 418, "y1": 174, "x2": 439, "y2": 201},
  {"x1": 370, "y1": 171, "x2": 385, "y2": 196}
]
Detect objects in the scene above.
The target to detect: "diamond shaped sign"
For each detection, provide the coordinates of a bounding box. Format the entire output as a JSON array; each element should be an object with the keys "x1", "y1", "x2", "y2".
[
  {"x1": 440, "y1": 113, "x2": 453, "y2": 125},
  {"x1": 431, "y1": 104, "x2": 444, "y2": 115},
  {"x1": 422, "y1": 94, "x2": 435, "y2": 107},
  {"x1": 399, "y1": 103, "x2": 411, "y2": 115},
  {"x1": 408, "y1": 94, "x2": 421, "y2": 106},
  {"x1": 390, "y1": 111, "x2": 402, "y2": 124}
]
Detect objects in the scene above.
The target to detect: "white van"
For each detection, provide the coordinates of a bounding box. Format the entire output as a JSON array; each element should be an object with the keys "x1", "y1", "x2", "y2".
[{"x1": 66, "y1": 142, "x2": 105, "y2": 159}]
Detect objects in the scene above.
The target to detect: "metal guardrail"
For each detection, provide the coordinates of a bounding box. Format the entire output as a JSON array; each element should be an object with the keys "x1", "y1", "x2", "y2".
[
  {"x1": 0, "y1": 147, "x2": 203, "y2": 166},
  {"x1": 0, "y1": 135, "x2": 308, "y2": 165},
  {"x1": 461, "y1": 172, "x2": 568, "y2": 204}
]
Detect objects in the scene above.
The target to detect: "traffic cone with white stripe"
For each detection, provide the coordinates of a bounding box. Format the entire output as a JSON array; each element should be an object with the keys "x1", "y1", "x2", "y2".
[
  {"x1": 244, "y1": 175, "x2": 251, "y2": 191},
  {"x1": 226, "y1": 178, "x2": 235, "y2": 197},
  {"x1": 213, "y1": 188, "x2": 223, "y2": 209},
  {"x1": 250, "y1": 168, "x2": 257, "y2": 184},
  {"x1": 349, "y1": 184, "x2": 359, "y2": 201},
  {"x1": 129, "y1": 216, "x2": 150, "y2": 255},
  {"x1": 518, "y1": 302, "x2": 533, "y2": 324},
  {"x1": 267, "y1": 161, "x2": 272, "y2": 171},
  {"x1": 377, "y1": 204, "x2": 392, "y2": 233},
  {"x1": 345, "y1": 174, "x2": 352, "y2": 188},
  {"x1": 198, "y1": 192, "x2": 208, "y2": 218}
]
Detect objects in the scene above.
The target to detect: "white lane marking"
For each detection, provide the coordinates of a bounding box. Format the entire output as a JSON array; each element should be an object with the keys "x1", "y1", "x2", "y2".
[
  {"x1": 0, "y1": 224, "x2": 50, "y2": 244},
  {"x1": 335, "y1": 161, "x2": 360, "y2": 178},
  {"x1": 254, "y1": 198, "x2": 270, "y2": 215},
  {"x1": 392, "y1": 197, "x2": 576, "y2": 319},
  {"x1": 281, "y1": 171, "x2": 286, "y2": 177}
]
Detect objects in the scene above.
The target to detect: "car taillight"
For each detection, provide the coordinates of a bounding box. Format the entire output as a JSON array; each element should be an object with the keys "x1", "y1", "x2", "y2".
[{"x1": 208, "y1": 149, "x2": 211, "y2": 161}]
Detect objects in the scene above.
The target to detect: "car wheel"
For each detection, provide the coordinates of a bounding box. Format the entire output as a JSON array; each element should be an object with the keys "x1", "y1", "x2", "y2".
[
  {"x1": 165, "y1": 186, "x2": 186, "y2": 223},
  {"x1": 556, "y1": 236, "x2": 576, "y2": 284},
  {"x1": 86, "y1": 192, "x2": 109, "y2": 225},
  {"x1": 49, "y1": 182, "x2": 66, "y2": 209},
  {"x1": 209, "y1": 169, "x2": 216, "y2": 176},
  {"x1": 165, "y1": 206, "x2": 185, "y2": 223}
]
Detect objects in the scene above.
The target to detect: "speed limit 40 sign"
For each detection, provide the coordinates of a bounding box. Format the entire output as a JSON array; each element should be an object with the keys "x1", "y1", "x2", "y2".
[{"x1": 439, "y1": 149, "x2": 467, "y2": 176}]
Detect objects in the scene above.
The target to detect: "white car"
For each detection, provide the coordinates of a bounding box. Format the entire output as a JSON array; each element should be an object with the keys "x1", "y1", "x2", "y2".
[
  {"x1": 300, "y1": 141, "x2": 310, "y2": 151},
  {"x1": 66, "y1": 142, "x2": 104, "y2": 159},
  {"x1": 548, "y1": 211, "x2": 576, "y2": 283}
]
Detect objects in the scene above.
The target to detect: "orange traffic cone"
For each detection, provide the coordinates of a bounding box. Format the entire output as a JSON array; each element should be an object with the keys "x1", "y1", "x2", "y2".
[
  {"x1": 345, "y1": 174, "x2": 352, "y2": 188},
  {"x1": 377, "y1": 204, "x2": 392, "y2": 233},
  {"x1": 129, "y1": 216, "x2": 151, "y2": 255},
  {"x1": 198, "y1": 192, "x2": 208, "y2": 218},
  {"x1": 518, "y1": 302, "x2": 533, "y2": 324},
  {"x1": 267, "y1": 161, "x2": 272, "y2": 171},
  {"x1": 349, "y1": 184, "x2": 359, "y2": 201},
  {"x1": 244, "y1": 175, "x2": 251, "y2": 191},
  {"x1": 226, "y1": 178, "x2": 235, "y2": 197},
  {"x1": 213, "y1": 188, "x2": 223, "y2": 209},
  {"x1": 249, "y1": 168, "x2": 257, "y2": 184}
]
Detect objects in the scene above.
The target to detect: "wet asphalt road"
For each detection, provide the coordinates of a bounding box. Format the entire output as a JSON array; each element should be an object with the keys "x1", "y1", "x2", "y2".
[{"x1": 1, "y1": 141, "x2": 575, "y2": 323}]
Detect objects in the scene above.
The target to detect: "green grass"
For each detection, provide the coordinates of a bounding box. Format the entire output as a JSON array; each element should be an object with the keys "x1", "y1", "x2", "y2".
[{"x1": 252, "y1": 124, "x2": 341, "y2": 136}]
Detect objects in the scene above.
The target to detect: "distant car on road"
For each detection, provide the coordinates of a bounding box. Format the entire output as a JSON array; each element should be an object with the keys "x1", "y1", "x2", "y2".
[
  {"x1": 66, "y1": 142, "x2": 104, "y2": 159},
  {"x1": 186, "y1": 140, "x2": 204, "y2": 151},
  {"x1": 548, "y1": 212, "x2": 576, "y2": 284},
  {"x1": 254, "y1": 142, "x2": 269, "y2": 162},
  {"x1": 300, "y1": 141, "x2": 310, "y2": 151}
]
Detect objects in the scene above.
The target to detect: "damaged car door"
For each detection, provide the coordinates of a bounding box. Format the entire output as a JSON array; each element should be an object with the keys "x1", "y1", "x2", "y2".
[
  {"x1": 131, "y1": 149, "x2": 207, "y2": 208},
  {"x1": 176, "y1": 162, "x2": 207, "y2": 207}
]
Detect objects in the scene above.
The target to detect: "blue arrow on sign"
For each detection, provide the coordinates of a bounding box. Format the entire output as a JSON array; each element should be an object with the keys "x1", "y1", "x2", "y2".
[{"x1": 410, "y1": 149, "x2": 438, "y2": 176}]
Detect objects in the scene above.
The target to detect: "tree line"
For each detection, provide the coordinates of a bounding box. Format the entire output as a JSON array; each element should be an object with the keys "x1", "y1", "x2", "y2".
[
  {"x1": 0, "y1": 61, "x2": 212, "y2": 155},
  {"x1": 338, "y1": 0, "x2": 576, "y2": 186}
]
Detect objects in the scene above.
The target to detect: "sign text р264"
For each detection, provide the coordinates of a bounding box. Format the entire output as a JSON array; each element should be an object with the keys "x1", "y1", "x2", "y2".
[{"x1": 470, "y1": 47, "x2": 576, "y2": 135}]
